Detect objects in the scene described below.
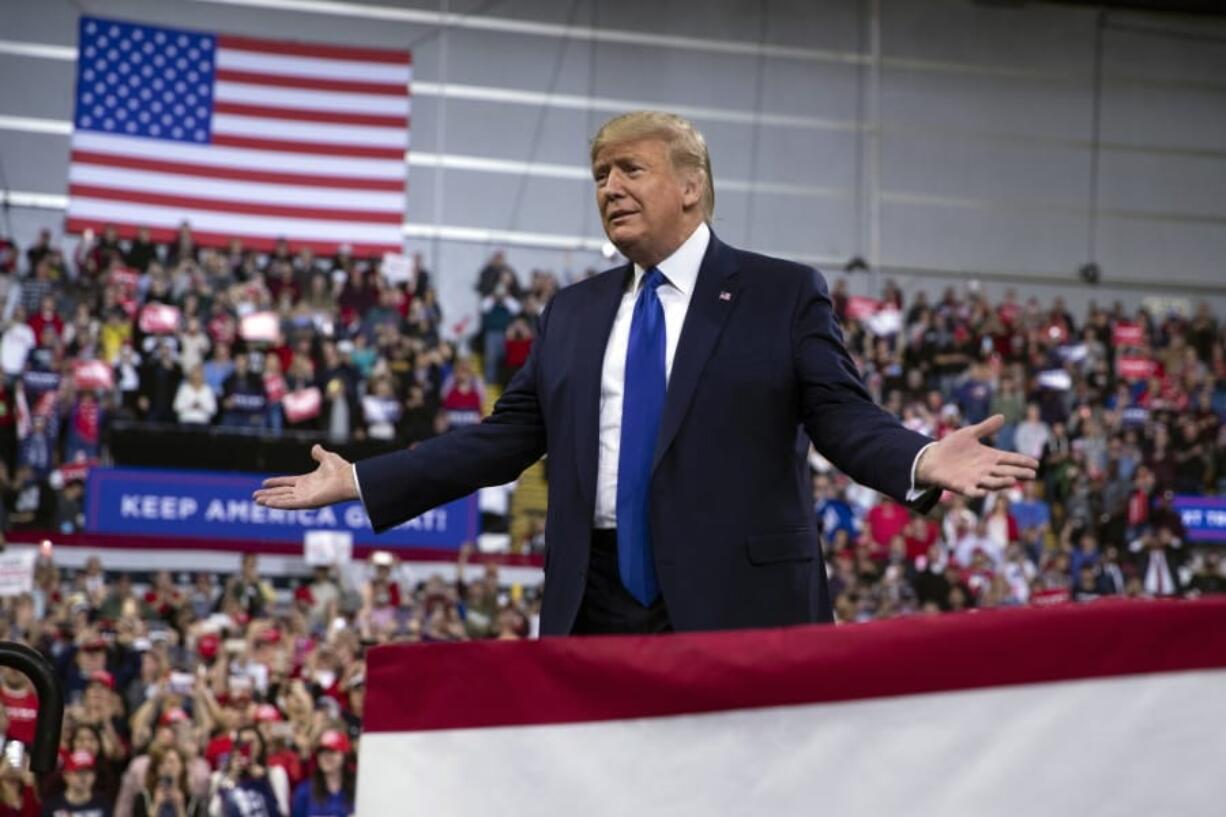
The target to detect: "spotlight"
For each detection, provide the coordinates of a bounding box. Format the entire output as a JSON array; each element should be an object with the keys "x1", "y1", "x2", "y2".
[{"x1": 1078, "y1": 262, "x2": 1101, "y2": 285}]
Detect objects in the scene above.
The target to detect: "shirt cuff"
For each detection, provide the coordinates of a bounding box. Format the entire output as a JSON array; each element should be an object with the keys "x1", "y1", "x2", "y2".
[
  {"x1": 906, "y1": 441, "x2": 938, "y2": 503},
  {"x1": 351, "y1": 463, "x2": 365, "y2": 506}
]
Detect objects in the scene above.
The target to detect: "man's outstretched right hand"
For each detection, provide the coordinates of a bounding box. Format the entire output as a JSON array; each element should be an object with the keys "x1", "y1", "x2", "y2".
[{"x1": 252, "y1": 444, "x2": 359, "y2": 510}]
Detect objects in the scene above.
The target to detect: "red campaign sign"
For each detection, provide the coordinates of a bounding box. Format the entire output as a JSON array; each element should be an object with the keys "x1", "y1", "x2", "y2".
[
  {"x1": 58, "y1": 461, "x2": 94, "y2": 483},
  {"x1": 138, "y1": 303, "x2": 181, "y2": 335},
  {"x1": 263, "y1": 372, "x2": 287, "y2": 404},
  {"x1": 240, "y1": 311, "x2": 280, "y2": 344},
  {"x1": 845, "y1": 296, "x2": 881, "y2": 320},
  {"x1": 1030, "y1": 587, "x2": 1071, "y2": 607},
  {"x1": 73, "y1": 360, "x2": 114, "y2": 391},
  {"x1": 283, "y1": 387, "x2": 322, "y2": 423},
  {"x1": 1113, "y1": 323, "x2": 1143, "y2": 347},
  {"x1": 109, "y1": 267, "x2": 140, "y2": 294},
  {"x1": 1116, "y1": 357, "x2": 1157, "y2": 380}
]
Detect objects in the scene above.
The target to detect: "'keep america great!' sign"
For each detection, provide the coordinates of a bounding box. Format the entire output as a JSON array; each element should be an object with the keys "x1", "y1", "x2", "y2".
[{"x1": 86, "y1": 467, "x2": 477, "y2": 550}]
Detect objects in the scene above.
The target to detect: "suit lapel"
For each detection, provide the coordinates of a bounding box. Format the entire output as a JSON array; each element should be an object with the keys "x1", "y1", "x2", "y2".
[
  {"x1": 651, "y1": 234, "x2": 740, "y2": 473},
  {"x1": 574, "y1": 264, "x2": 632, "y2": 512}
]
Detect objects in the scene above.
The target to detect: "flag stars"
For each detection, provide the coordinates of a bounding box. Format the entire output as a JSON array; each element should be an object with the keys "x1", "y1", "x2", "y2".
[{"x1": 77, "y1": 20, "x2": 214, "y2": 144}]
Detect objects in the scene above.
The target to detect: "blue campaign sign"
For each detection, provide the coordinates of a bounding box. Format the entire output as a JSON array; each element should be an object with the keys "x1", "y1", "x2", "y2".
[
  {"x1": 1173, "y1": 495, "x2": 1226, "y2": 544},
  {"x1": 85, "y1": 467, "x2": 478, "y2": 550}
]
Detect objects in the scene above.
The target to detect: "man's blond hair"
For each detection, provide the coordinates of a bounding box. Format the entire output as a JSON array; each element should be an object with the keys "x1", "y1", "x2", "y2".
[{"x1": 590, "y1": 111, "x2": 715, "y2": 220}]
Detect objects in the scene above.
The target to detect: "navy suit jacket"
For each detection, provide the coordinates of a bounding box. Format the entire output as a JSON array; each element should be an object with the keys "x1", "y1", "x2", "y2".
[{"x1": 358, "y1": 233, "x2": 938, "y2": 635}]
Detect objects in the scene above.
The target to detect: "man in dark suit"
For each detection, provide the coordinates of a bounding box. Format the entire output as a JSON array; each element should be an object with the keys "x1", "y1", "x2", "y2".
[{"x1": 254, "y1": 111, "x2": 1038, "y2": 636}]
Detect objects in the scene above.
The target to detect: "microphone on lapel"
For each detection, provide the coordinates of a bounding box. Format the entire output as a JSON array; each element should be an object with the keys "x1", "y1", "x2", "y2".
[{"x1": 718, "y1": 291, "x2": 732, "y2": 302}]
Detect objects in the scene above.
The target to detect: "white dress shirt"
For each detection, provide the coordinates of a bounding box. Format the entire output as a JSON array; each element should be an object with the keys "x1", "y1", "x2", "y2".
[
  {"x1": 592, "y1": 222, "x2": 709, "y2": 528},
  {"x1": 354, "y1": 220, "x2": 933, "y2": 518}
]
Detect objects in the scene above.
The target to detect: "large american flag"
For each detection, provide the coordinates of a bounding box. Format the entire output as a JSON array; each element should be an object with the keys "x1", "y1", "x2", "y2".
[{"x1": 67, "y1": 16, "x2": 410, "y2": 256}]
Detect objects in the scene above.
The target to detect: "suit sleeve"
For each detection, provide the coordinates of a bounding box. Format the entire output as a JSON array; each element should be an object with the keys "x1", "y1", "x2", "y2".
[
  {"x1": 792, "y1": 268, "x2": 940, "y2": 513},
  {"x1": 355, "y1": 305, "x2": 551, "y2": 532}
]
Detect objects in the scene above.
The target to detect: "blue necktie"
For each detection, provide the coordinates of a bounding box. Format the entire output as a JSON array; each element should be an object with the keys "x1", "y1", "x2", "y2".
[{"x1": 617, "y1": 266, "x2": 666, "y2": 606}]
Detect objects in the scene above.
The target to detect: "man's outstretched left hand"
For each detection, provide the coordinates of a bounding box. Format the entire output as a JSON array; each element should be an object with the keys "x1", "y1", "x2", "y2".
[{"x1": 915, "y1": 414, "x2": 1039, "y2": 499}]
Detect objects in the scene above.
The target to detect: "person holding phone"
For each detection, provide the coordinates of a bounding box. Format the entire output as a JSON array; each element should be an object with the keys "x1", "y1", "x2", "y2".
[
  {"x1": 0, "y1": 742, "x2": 37, "y2": 817},
  {"x1": 207, "y1": 730, "x2": 281, "y2": 817},
  {"x1": 132, "y1": 747, "x2": 202, "y2": 817}
]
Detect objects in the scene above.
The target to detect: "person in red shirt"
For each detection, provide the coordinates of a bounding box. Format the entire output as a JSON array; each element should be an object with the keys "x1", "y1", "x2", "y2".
[
  {"x1": 0, "y1": 671, "x2": 37, "y2": 747},
  {"x1": 866, "y1": 498, "x2": 910, "y2": 555},
  {"x1": 255, "y1": 704, "x2": 304, "y2": 788},
  {"x1": 439, "y1": 358, "x2": 485, "y2": 428},
  {"x1": 501, "y1": 317, "x2": 535, "y2": 387},
  {"x1": 902, "y1": 515, "x2": 941, "y2": 563},
  {"x1": 26, "y1": 295, "x2": 64, "y2": 349}
]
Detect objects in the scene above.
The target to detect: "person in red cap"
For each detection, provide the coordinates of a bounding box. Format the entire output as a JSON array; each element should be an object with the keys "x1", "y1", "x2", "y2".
[
  {"x1": 40, "y1": 749, "x2": 114, "y2": 817},
  {"x1": 208, "y1": 727, "x2": 283, "y2": 817},
  {"x1": 255, "y1": 705, "x2": 302, "y2": 791},
  {"x1": 66, "y1": 670, "x2": 126, "y2": 763},
  {"x1": 289, "y1": 730, "x2": 353, "y2": 817},
  {"x1": 66, "y1": 636, "x2": 108, "y2": 700}
]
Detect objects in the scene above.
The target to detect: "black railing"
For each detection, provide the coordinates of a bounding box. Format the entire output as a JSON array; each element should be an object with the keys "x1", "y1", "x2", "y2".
[{"x1": 107, "y1": 420, "x2": 407, "y2": 474}]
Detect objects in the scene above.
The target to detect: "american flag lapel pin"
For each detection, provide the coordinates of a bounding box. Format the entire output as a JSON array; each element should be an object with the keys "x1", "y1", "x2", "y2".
[{"x1": 719, "y1": 291, "x2": 732, "y2": 302}]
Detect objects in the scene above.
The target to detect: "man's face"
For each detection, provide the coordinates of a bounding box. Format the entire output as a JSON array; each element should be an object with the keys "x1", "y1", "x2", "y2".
[{"x1": 593, "y1": 137, "x2": 699, "y2": 264}]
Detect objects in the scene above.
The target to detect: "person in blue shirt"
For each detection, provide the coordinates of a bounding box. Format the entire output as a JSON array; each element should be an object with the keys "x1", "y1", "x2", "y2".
[
  {"x1": 290, "y1": 730, "x2": 354, "y2": 817},
  {"x1": 812, "y1": 473, "x2": 859, "y2": 543}
]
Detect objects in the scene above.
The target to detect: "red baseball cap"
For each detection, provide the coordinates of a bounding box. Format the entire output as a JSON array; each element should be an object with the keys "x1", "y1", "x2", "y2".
[
  {"x1": 88, "y1": 670, "x2": 115, "y2": 690},
  {"x1": 317, "y1": 729, "x2": 351, "y2": 754},
  {"x1": 64, "y1": 750, "x2": 96, "y2": 773},
  {"x1": 198, "y1": 633, "x2": 221, "y2": 659},
  {"x1": 159, "y1": 707, "x2": 190, "y2": 727},
  {"x1": 257, "y1": 628, "x2": 282, "y2": 645},
  {"x1": 254, "y1": 704, "x2": 283, "y2": 723}
]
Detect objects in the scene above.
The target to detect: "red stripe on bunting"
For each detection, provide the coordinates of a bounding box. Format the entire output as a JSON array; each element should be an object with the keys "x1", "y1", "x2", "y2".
[{"x1": 364, "y1": 597, "x2": 1226, "y2": 733}]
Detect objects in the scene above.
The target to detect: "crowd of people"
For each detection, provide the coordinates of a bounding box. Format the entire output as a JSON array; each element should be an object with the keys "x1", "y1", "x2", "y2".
[
  {"x1": 0, "y1": 222, "x2": 1222, "y2": 813},
  {"x1": 818, "y1": 277, "x2": 1226, "y2": 618},
  {"x1": 0, "y1": 541, "x2": 526, "y2": 817},
  {"x1": 0, "y1": 224, "x2": 561, "y2": 535}
]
